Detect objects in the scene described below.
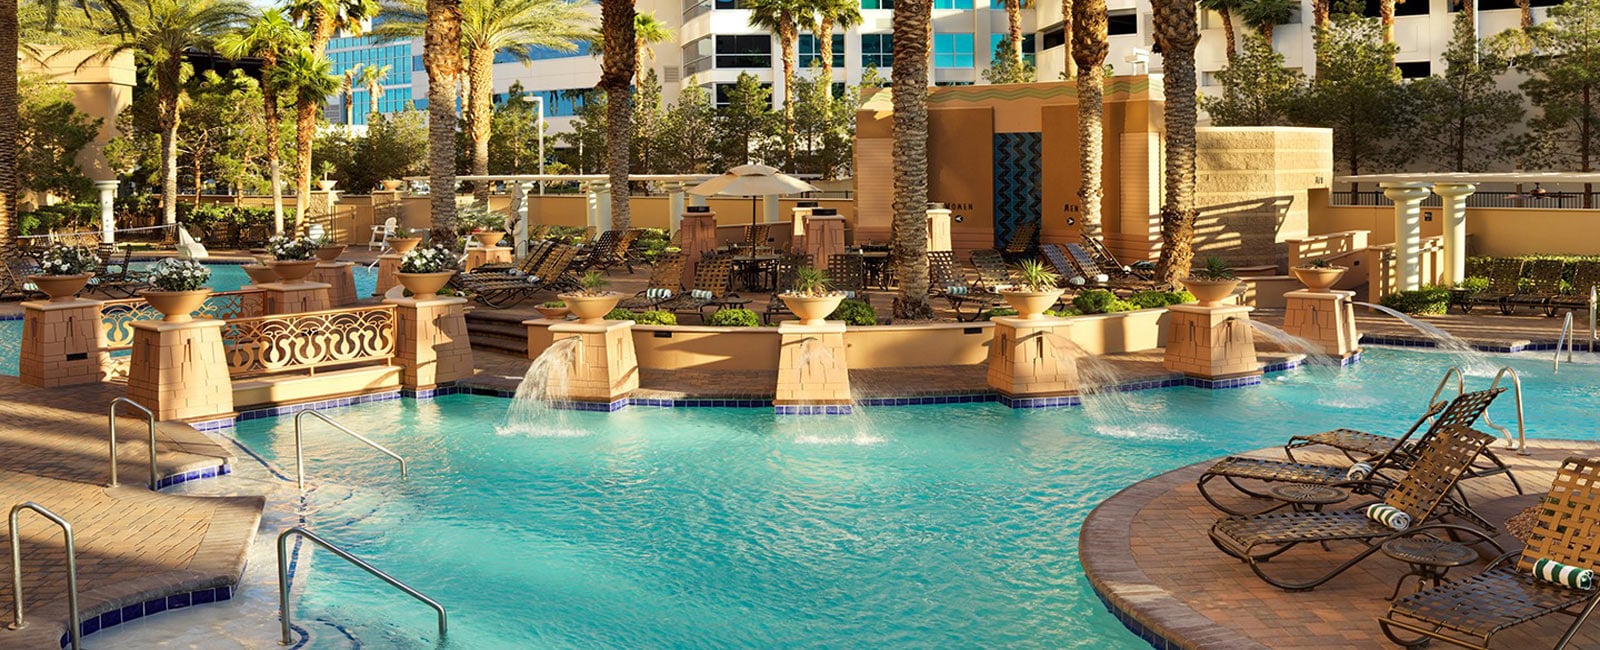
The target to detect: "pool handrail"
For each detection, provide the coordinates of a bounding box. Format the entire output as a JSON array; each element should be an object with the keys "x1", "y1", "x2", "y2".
[
  {"x1": 108, "y1": 397, "x2": 160, "y2": 490},
  {"x1": 293, "y1": 409, "x2": 407, "y2": 490},
  {"x1": 1426, "y1": 366, "x2": 1466, "y2": 412},
  {"x1": 8, "y1": 502, "x2": 80, "y2": 650},
  {"x1": 1483, "y1": 366, "x2": 1529, "y2": 456},
  {"x1": 276, "y1": 526, "x2": 446, "y2": 645},
  {"x1": 1555, "y1": 311, "x2": 1575, "y2": 373}
]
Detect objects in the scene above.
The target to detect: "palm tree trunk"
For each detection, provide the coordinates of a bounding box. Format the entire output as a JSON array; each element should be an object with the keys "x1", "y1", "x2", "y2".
[
  {"x1": 159, "y1": 91, "x2": 182, "y2": 225},
  {"x1": 468, "y1": 48, "x2": 494, "y2": 204},
  {"x1": 425, "y1": 0, "x2": 464, "y2": 244},
  {"x1": 1005, "y1": 0, "x2": 1023, "y2": 62},
  {"x1": 263, "y1": 62, "x2": 285, "y2": 234},
  {"x1": 1259, "y1": 21, "x2": 1272, "y2": 43},
  {"x1": 1516, "y1": 0, "x2": 1532, "y2": 28},
  {"x1": 1220, "y1": 8, "x2": 1236, "y2": 62},
  {"x1": 1074, "y1": 0, "x2": 1108, "y2": 241},
  {"x1": 1313, "y1": 0, "x2": 1328, "y2": 29},
  {"x1": 1061, "y1": 0, "x2": 1076, "y2": 77},
  {"x1": 310, "y1": 6, "x2": 335, "y2": 58},
  {"x1": 295, "y1": 100, "x2": 317, "y2": 229},
  {"x1": 0, "y1": 1, "x2": 18, "y2": 246},
  {"x1": 819, "y1": 18, "x2": 835, "y2": 86},
  {"x1": 369, "y1": 85, "x2": 380, "y2": 116},
  {"x1": 1459, "y1": 0, "x2": 1474, "y2": 31},
  {"x1": 892, "y1": 0, "x2": 933, "y2": 320},
  {"x1": 779, "y1": 24, "x2": 797, "y2": 169},
  {"x1": 1380, "y1": 0, "x2": 1395, "y2": 44},
  {"x1": 599, "y1": 0, "x2": 636, "y2": 231},
  {"x1": 1152, "y1": 0, "x2": 1200, "y2": 283}
]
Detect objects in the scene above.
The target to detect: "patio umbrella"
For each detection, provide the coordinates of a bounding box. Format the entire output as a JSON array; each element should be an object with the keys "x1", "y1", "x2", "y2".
[{"x1": 688, "y1": 164, "x2": 819, "y2": 258}]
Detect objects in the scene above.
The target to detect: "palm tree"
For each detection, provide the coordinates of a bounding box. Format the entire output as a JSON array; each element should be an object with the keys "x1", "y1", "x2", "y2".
[
  {"x1": 598, "y1": 0, "x2": 635, "y2": 230},
  {"x1": 342, "y1": 66, "x2": 359, "y2": 124},
  {"x1": 809, "y1": 0, "x2": 860, "y2": 86},
  {"x1": 1151, "y1": 0, "x2": 1201, "y2": 283},
  {"x1": 93, "y1": 0, "x2": 248, "y2": 225},
  {"x1": 1, "y1": 2, "x2": 17, "y2": 244},
  {"x1": 1379, "y1": 0, "x2": 1396, "y2": 44},
  {"x1": 1238, "y1": 0, "x2": 1296, "y2": 43},
  {"x1": 998, "y1": 0, "x2": 1033, "y2": 72},
  {"x1": 891, "y1": 0, "x2": 933, "y2": 319},
  {"x1": 1073, "y1": 0, "x2": 1108, "y2": 241},
  {"x1": 585, "y1": 12, "x2": 671, "y2": 86},
  {"x1": 218, "y1": 9, "x2": 305, "y2": 234},
  {"x1": 422, "y1": 0, "x2": 463, "y2": 242},
  {"x1": 376, "y1": 0, "x2": 589, "y2": 205},
  {"x1": 747, "y1": 0, "x2": 807, "y2": 165},
  {"x1": 1517, "y1": 0, "x2": 1532, "y2": 28},
  {"x1": 357, "y1": 62, "x2": 391, "y2": 116},
  {"x1": 287, "y1": 0, "x2": 378, "y2": 57},
  {"x1": 271, "y1": 49, "x2": 340, "y2": 229},
  {"x1": 1198, "y1": 0, "x2": 1239, "y2": 62}
]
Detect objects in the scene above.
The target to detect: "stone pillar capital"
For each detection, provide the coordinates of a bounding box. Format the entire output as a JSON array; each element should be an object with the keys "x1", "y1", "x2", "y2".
[
  {"x1": 1380, "y1": 182, "x2": 1432, "y2": 201},
  {"x1": 1431, "y1": 182, "x2": 1478, "y2": 197},
  {"x1": 93, "y1": 180, "x2": 119, "y2": 190}
]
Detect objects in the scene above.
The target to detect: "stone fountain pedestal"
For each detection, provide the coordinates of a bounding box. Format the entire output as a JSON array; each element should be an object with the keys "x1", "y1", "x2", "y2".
[
  {"x1": 127, "y1": 319, "x2": 234, "y2": 421},
  {"x1": 775, "y1": 321, "x2": 852, "y2": 414},
  {"x1": 388, "y1": 295, "x2": 474, "y2": 391},
  {"x1": 260, "y1": 281, "x2": 331, "y2": 315},
  {"x1": 20, "y1": 298, "x2": 108, "y2": 388},
  {"x1": 986, "y1": 316, "x2": 1082, "y2": 408},
  {"x1": 310, "y1": 262, "x2": 358, "y2": 307},
  {"x1": 1162, "y1": 303, "x2": 1262, "y2": 382},
  {"x1": 546, "y1": 319, "x2": 638, "y2": 408},
  {"x1": 374, "y1": 254, "x2": 403, "y2": 297},
  {"x1": 1281, "y1": 289, "x2": 1361, "y2": 362}
]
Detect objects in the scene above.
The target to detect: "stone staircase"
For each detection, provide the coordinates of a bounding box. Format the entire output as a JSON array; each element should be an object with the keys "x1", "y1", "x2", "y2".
[{"x1": 465, "y1": 309, "x2": 530, "y2": 357}]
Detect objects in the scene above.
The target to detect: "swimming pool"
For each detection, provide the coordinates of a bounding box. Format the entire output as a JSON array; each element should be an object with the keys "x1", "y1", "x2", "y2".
[{"x1": 229, "y1": 347, "x2": 1600, "y2": 649}]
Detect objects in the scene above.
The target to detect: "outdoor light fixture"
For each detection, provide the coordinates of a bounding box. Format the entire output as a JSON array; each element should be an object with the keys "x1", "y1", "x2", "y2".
[{"x1": 1530, "y1": 184, "x2": 1548, "y2": 198}]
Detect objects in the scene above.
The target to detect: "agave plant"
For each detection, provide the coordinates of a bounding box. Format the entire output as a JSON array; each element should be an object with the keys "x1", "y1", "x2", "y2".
[
  {"x1": 788, "y1": 266, "x2": 833, "y2": 297},
  {"x1": 1012, "y1": 259, "x2": 1062, "y2": 292},
  {"x1": 577, "y1": 270, "x2": 611, "y2": 296},
  {"x1": 1190, "y1": 256, "x2": 1237, "y2": 281}
]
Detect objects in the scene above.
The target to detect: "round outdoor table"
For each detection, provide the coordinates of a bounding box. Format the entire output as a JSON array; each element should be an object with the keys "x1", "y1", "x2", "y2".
[
  {"x1": 1381, "y1": 537, "x2": 1478, "y2": 600},
  {"x1": 1267, "y1": 484, "x2": 1349, "y2": 512},
  {"x1": 858, "y1": 251, "x2": 891, "y2": 288},
  {"x1": 730, "y1": 254, "x2": 779, "y2": 292}
]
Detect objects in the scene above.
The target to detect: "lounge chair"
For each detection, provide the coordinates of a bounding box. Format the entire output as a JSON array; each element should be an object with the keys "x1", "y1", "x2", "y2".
[
  {"x1": 999, "y1": 222, "x2": 1039, "y2": 262},
  {"x1": 460, "y1": 244, "x2": 578, "y2": 309},
  {"x1": 1039, "y1": 244, "x2": 1077, "y2": 288},
  {"x1": 1458, "y1": 258, "x2": 1523, "y2": 314},
  {"x1": 0, "y1": 255, "x2": 40, "y2": 301},
  {"x1": 929, "y1": 250, "x2": 1001, "y2": 322},
  {"x1": 658, "y1": 256, "x2": 734, "y2": 321},
  {"x1": 763, "y1": 253, "x2": 813, "y2": 324},
  {"x1": 1548, "y1": 260, "x2": 1600, "y2": 317},
  {"x1": 88, "y1": 245, "x2": 150, "y2": 298},
  {"x1": 969, "y1": 249, "x2": 1016, "y2": 291},
  {"x1": 1504, "y1": 258, "x2": 1564, "y2": 314},
  {"x1": 618, "y1": 253, "x2": 686, "y2": 310},
  {"x1": 1209, "y1": 423, "x2": 1503, "y2": 591},
  {"x1": 467, "y1": 240, "x2": 553, "y2": 276},
  {"x1": 1063, "y1": 242, "x2": 1160, "y2": 292},
  {"x1": 1378, "y1": 455, "x2": 1600, "y2": 649},
  {"x1": 827, "y1": 253, "x2": 872, "y2": 306},
  {"x1": 1083, "y1": 235, "x2": 1156, "y2": 282},
  {"x1": 577, "y1": 230, "x2": 622, "y2": 272}
]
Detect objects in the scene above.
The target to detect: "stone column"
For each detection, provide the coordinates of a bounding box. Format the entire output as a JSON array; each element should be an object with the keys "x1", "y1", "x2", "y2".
[
  {"x1": 20, "y1": 298, "x2": 107, "y2": 388},
  {"x1": 309, "y1": 262, "x2": 358, "y2": 307},
  {"x1": 667, "y1": 182, "x2": 686, "y2": 233},
  {"x1": 388, "y1": 295, "x2": 475, "y2": 390},
  {"x1": 374, "y1": 254, "x2": 403, "y2": 296},
  {"x1": 805, "y1": 210, "x2": 848, "y2": 272},
  {"x1": 261, "y1": 281, "x2": 332, "y2": 314},
  {"x1": 511, "y1": 181, "x2": 530, "y2": 258},
  {"x1": 547, "y1": 319, "x2": 638, "y2": 407},
  {"x1": 1381, "y1": 182, "x2": 1432, "y2": 292},
  {"x1": 926, "y1": 205, "x2": 953, "y2": 252},
  {"x1": 680, "y1": 208, "x2": 719, "y2": 287},
  {"x1": 592, "y1": 180, "x2": 612, "y2": 233},
  {"x1": 762, "y1": 195, "x2": 780, "y2": 224},
  {"x1": 1432, "y1": 182, "x2": 1476, "y2": 286},
  {"x1": 1281, "y1": 290, "x2": 1362, "y2": 361},
  {"x1": 127, "y1": 319, "x2": 234, "y2": 422},
  {"x1": 774, "y1": 321, "x2": 851, "y2": 414},
  {"x1": 463, "y1": 246, "x2": 512, "y2": 272},
  {"x1": 790, "y1": 202, "x2": 817, "y2": 254},
  {"x1": 311, "y1": 189, "x2": 341, "y2": 242},
  {"x1": 96, "y1": 180, "x2": 118, "y2": 243},
  {"x1": 986, "y1": 316, "x2": 1080, "y2": 407},
  {"x1": 1162, "y1": 303, "x2": 1262, "y2": 382}
]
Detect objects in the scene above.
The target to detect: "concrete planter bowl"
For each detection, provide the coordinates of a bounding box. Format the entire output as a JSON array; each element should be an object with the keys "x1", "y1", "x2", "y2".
[
  {"x1": 141, "y1": 288, "x2": 213, "y2": 322},
  {"x1": 560, "y1": 293, "x2": 623, "y2": 324},
  {"x1": 397, "y1": 271, "x2": 455, "y2": 300},
  {"x1": 998, "y1": 288, "x2": 1066, "y2": 320},
  {"x1": 242, "y1": 264, "x2": 279, "y2": 285},
  {"x1": 387, "y1": 237, "x2": 422, "y2": 254},
  {"x1": 472, "y1": 231, "x2": 506, "y2": 248},
  {"x1": 28, "y1": 273, "x2": 93, "y2": 302},
  {"x1": 780, "y1": 293, "x2": 846, "y2": 326},
  {"x1": 534, "y1": 305, "x2": 571, "y2": 320},
  {"x1": 315, "y1": 245, "x2": 347, "y2": 262},
  {"x1": 1181, "y1": 278, "x2": 1241, "y2": 306},
  {"x1": 268, "y1": 260, "x2": 318, "y2": 283},
  {"x1": 1290, "y1": 266, "x2": 1348, "y2": 293}
]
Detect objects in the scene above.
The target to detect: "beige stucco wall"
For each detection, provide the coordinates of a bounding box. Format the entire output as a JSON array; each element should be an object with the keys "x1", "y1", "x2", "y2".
[
  {"x1": 1308, "y1": 193, "x2": 1600, "y2": 257},
  {"x1": 21, "y1": 48, "x2": 135, "y2": 184},
  {"x1": 1194, "y1": 127, "x2": 1334, "y2": 270}
]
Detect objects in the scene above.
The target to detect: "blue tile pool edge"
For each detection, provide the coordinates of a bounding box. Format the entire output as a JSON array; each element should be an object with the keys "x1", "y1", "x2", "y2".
[{"x1": 56, "y1": 584, "x2": 238, "y2": 648}]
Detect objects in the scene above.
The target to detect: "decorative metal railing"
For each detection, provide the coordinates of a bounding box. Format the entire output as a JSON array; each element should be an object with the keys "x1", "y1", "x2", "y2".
[
  {"x1": 100, "y1": 289, "x2": 268, "y2": 352},
  {"x1": 220, "y1": 305, "x2": 396, "y2": 377}
]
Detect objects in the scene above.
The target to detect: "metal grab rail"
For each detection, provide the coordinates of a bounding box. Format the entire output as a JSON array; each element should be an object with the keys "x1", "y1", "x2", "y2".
[
  {"x1": 8, "y1": 503, "x2": 80, "y2": 650},
  {"x1": 1591, "y1": 286, "x2": 1597, "y2": 353},
  {"x1": 1484, "y1": 366, "x2": 1529, "y2": 456},
  {"x1": 293, "y1": 410, "x2": 407, "y2": 490},
  {"x1": 277, "y1": 527, "x2": 446, "y2": 645},
  {"x1": 109, "y1": 397, "x2": 160, "y2": 490},
  {"x1": 1425, "y1": 366, "x2": 1466, "y2": 412},
  {"x1": 1556, "y1": 311, "x2": 1576, "y2": 373}
]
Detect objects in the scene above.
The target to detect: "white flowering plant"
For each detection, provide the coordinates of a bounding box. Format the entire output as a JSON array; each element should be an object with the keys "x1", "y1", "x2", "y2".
[
  {"x1": 399, "y1": 244, "x2": 456, "y2": 274},
  {"x1": 38, "y1": 243, "x2": 100, "y2": 276},
  {"x1": 147, "y1": 259, "x2": 211, "y2": 292},
  {"x1": 266, "y1": 235, "x2": 318, "y2": 261}
]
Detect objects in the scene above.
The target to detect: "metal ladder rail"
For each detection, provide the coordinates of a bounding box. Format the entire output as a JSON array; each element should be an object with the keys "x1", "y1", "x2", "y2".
[
  {"x1": 1484, "y1": 366, "x2": 1529, "y2": 455},
  {"x1": 8, "y1": 503, "x2": 80, "y2": 650},
  {"x1": 108, "y1": 397, "x2": 160, "y2": 490},
  {"x1": 277, "y1": 527, "x2": 446, "y2": 645},
  {"x1": 1556, "y1": 311, "x2": 1576, "y2": 373},
  {"x1": 294, "y1": 409, "x2": 407, "y2": 490},
  {"x1": 1426, "y1": 366, "x2": 1466, "y2": 413},
  {"x1": 1590, "y1": 285, "x2": 1597, "y2": 353}
]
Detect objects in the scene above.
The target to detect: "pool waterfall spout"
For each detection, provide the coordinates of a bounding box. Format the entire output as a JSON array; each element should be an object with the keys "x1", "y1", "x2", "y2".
[
  {"x1": 775, "y1": 321, "x2": 852, "y2": 412},
  {"x1": 503, "y1": 336, "x2": 581, "y2": 431},
  {"x1": 1247, "y1": 320, "x2": 1335, "y2": 367},
  {"x1": 1354, "y1": 301, "x2": 1494, "y2": 374}
]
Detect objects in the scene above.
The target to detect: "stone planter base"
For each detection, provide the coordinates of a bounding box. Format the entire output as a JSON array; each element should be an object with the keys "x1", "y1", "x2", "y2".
[
  {"x1": 774, "y1": 321, "x2": 851, "y2": 411},
  {"x1": 1162, "y1": 303, "x2": 1261, "y2": 380}
]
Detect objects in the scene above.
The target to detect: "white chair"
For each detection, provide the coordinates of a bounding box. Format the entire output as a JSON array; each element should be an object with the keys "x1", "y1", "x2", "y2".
[{"x1": 369, "y1": 217, "x2": 397, "y2": 250}]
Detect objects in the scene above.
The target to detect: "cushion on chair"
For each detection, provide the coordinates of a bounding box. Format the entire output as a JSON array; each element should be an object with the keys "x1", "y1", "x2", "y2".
[{"x1": 946, "y1": 285, "x2": 968, "y2": 296}]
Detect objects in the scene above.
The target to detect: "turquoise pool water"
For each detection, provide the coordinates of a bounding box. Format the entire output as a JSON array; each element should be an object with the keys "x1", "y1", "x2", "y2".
[{"x1": 231, "y1": 347, "x2": 1600, "y2": 649}]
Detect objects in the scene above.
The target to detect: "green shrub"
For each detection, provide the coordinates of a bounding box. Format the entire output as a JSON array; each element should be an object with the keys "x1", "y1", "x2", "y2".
[
  {"x1": 1456, "y1": 276, "x2": 1489, "y2": 293},
  {"x1": 604, "y1": 307, "x2": 637, "y2": 320},
  {"x1": 1047, "y1": 307, "x2": 1082, "y2": 317},
  {"x1": 828, "y1": 299, "x2": 877, "y2": 326},
  {"x1": 1127, "y1": 289, "x2": 1196, "y2": 309},
  {"x1": 632, "y1": 309, "x2": 677, "y2": 325},
  {"x1": 1380, "y1": 286, "x2": 1453, "y2": 315},
  {"x1": 981, "y1": 307, "x2": 1019, "y2": 320},
  {"x1": 1071, "y1": 289, "x2": 1139, "y2": 314},
  {"x1": 707, "y1": 308, "x2": 759, "y2": 327}
]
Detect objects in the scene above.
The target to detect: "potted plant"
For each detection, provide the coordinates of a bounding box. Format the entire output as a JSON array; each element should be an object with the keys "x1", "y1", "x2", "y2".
[
  {"x1": 396, "y1": 244, "x2": 458, "y2": 299},
  {"x1": 313, "y1": 234, "x2": 346, "y2": 262},
  {"x1": 1290, "y1": 257, "x2": 1347, "y2": 292},
  {"x1": 534, "y1": 300, "x2": 571, "y2": 321},
  {"x1": 242, "y1": 262, "x2": 278, "y2": 285},
  {"x1": 1182, "y1": 257, "x2": 1241, "y2": 306},
  {"x1": 266, "y1": 235, "x2": 319, "y2": 282},
  {"x1": 140, "y1": 259, "x2": 213, "y2": 322},
  {"x1": 470, "y1": 227, "x2": 505, "y2": 248},
  {"x1": 381, "y1": 179, "x2": 405, "y2": 192},
  {"x1": 386, "y1": 226, "x2": 422, "y2": 254},
  {"x1": 998, "y1": 259, "x2": 1065, "y2": 320},
  {"x1": 779, "y1": 266, "x2": 845, "y2": 326},
  {"x1": 316, "y1": 161, "x2": 337, "y2": 191},
  {"x1": 559, "y1": 271, "x2": 623, "y2": 323},
  {"x1": 29, "y1": 243, "x2": 100, "y2": 302}
]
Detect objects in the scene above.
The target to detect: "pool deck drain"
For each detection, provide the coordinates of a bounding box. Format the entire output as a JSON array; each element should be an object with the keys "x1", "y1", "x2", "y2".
[{"x1": 1080, "y1": 440, "x2": 1600, "y2": 650}]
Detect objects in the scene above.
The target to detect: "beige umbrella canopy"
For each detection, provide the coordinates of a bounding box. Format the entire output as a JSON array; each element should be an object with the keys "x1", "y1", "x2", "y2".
[{"x1": 688, "y1": 164, "x2": 819, "y2": 198}]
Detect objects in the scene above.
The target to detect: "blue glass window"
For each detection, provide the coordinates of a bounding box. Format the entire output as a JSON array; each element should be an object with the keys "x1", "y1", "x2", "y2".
[
  {"x1": 989, "y1": 33, "x2": 1036, "y2": 63},
  {"x1": 492, "y1": 41, "x2": 592, "y2": 64},
  {"x1": 798, "y1": 34, "x2": 845, "y2": 69},
  {"x1": 861, "y1": 0, "x2": 893, "y2": 7},
  {"x1": 933, "y1": 33, "x2": 974, "y2": 68},
  {"x1": 933, "y1": 0, "x2": 972, "y2": 9},
  {"x1": 861, "y1": 34, "x2": 893, "y2": 68}
]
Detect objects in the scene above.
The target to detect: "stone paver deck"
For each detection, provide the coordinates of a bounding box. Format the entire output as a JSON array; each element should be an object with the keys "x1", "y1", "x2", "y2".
[
  {"x1": 0, "y1": 377, "x2": 262, "y2": 649},
  {"x1": 1081, "y1": 440, "x2": 1600, "y2": 650}
]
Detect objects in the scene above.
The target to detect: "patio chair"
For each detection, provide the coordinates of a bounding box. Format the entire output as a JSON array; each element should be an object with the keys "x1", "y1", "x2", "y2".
[
  {"x1": 763, "y1": 253, "x2": 813, "y2": 324},
  {"x1": 1084, "y1": 235, "x2": 1156, "y2": 282},
  {"x1": 930, "y1": 250, "x2": 1002, "y2": 322},
  {"x1": 1063, "y1": 243, "x2": 1161, "y2": 292},
  {"x1": 460, "y1": 244, "x2": 578, "y2": 309},
  {"x1": 368, "y1": 217, "x2": 397, "y2": 250},
  {"x1": 658, "y1": 256, "x2": 735, "y2": 320},
  {"x1": 577, "y1": 230, "x2": 621, "y2": 272},
  {"x1": 970, "y1": 249, "x2": 1016, "y2": 291},
  {"x1": 745, "y1": 223, "x2": 773, "y2": 250},
  {"x1": 464, "y1": 239, "x2": 553, "y2": 277},
  {"x1": 1198, "y1": 388, "x2": 1507, "y2": 523},
  {"x1": 827, "y1": 253, "x2": 872, "y2": 305},
  {"x1": 1039, "y1": 244, "x2": 1077, "y2": 287},
  {"x1": 1378, "y1": 456, "x2": 1600, "y2": 650},
  {"x1": 1504, "y1": 258, "x2": 1565, "y2": 314},
  {"x1": 999, "y1": 222, "x2": 1039, "y2": 262},
  {"x1": 89, "y1": 245, "x2": 150, "y2": 298},
  {"x1": 1209, "y1": 423, "x2": 1503, "y2": 591},
  {"x1": 0, "y1": 254, "x2": 40, "y2": 301},
  {"x1": 1548, "y1": 260, "x2": 1600, "y2": 317},
  {"x1": 1458, "y1": 258, "x2": 1523, "y2": 314},
  {"x1": 619, "y1": 253, "x2": 686, "y2": 310}
]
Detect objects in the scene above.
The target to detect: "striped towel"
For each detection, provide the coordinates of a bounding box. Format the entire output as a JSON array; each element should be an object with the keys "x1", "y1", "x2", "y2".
[
  {"x1": 646, "y1": 287, "x2": 674, "y2": 300},
  {"x1": 1069, "y1": 276, "x2": 1087, "y2": 286},
  {"x1": 1534, "y1": 558, "x2": 1595, "y2": 590},
  {"x1": 1345, "y1": 462, "x2": 1374, "y2": 481},
  {"x1": 842, "y1": 291, "x2": 856, "y2": 299},
  {"x1": 691, "y1": 289, "x2": 713, "y2": 300},
  {"x1": 946, "y1": 285, "x2": 969, "y2": 296},
  {"x1": 1366, "y1": 504, "x2": 1411, "y2": 531}
]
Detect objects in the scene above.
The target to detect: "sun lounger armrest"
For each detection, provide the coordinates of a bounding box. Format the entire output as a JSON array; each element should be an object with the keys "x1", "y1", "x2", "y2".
[{"x1": 1483, "y1": 549, "x2": 1522, "y2": 571}]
